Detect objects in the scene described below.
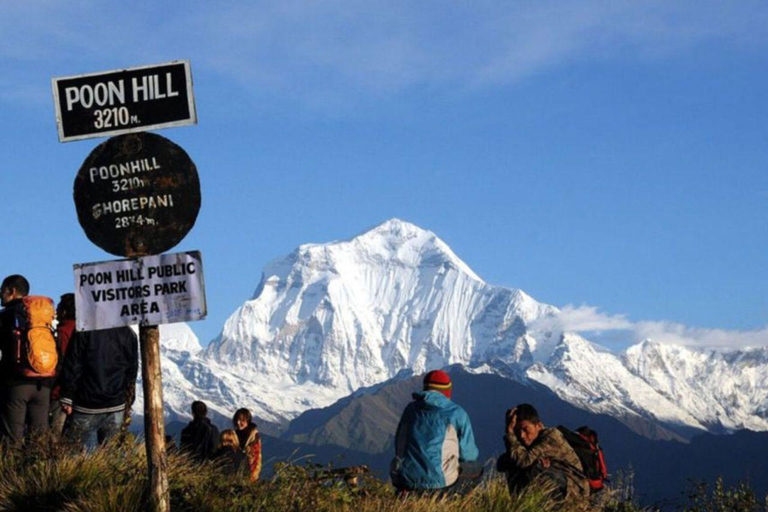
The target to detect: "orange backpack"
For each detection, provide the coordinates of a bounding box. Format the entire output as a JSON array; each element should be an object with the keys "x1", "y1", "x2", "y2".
[{"x1": 12, "y1": 296, "x2": 58, "y2": 378}]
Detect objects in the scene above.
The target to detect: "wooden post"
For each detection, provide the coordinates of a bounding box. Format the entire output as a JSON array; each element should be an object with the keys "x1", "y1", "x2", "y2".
[{"x1": 140, "y1": 324, "x2": 170, "y2": 512}]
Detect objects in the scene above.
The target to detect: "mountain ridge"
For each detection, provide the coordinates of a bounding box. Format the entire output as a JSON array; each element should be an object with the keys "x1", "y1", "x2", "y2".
[
  {"x1": 281, "y1": 367, "x2": 768, "y2": 507},
  {"x1": 149, "y1": 219, "x2": 768, "y2": 439}
]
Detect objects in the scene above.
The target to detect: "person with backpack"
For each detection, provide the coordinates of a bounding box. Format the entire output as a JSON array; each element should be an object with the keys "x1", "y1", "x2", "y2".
[
  {"x1": 499, "y1": 403, "x2": 589, "y2": 504},
  {"x1": 0, "y1": 275, "x2": 58, "y2": 444},
  {"x1": 233, "y1": 408, "x2": 262, "y2": 481},
  {"x1": 180, "y1": 400, "x2": 220, "y2": 462},
  {"x1": 390, "y1": 370, "x2": 479, "y2": 494},
  {"x1": 557, "y1": 426, "x2": 609, "y2": 495},
  {"x1": 59, "y1": 325, "x2": 138, "y2": 448},
  {"x1": 49, "y1": 293, "x2": 76, "y2": 436}
]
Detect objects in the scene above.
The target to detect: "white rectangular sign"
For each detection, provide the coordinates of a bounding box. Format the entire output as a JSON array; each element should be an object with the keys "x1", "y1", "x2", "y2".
[{"x1": 74, "y1": 250, "x2": 206, "y2": 331}]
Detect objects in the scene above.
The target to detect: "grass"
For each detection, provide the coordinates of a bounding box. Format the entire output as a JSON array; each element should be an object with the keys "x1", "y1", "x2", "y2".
[{"x1": 0, "y1": 432, "x2": 726, "y2": 512}]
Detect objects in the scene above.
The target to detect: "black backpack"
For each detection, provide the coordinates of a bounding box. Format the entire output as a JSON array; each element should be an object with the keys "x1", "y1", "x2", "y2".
[{"x1": 557, "y1": 425, "x2": 608, "y2": 493}]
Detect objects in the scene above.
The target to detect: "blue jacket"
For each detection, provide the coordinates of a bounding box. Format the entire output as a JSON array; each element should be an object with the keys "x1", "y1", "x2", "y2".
[{"x1": 390, "y1": 391, "x2": 479, "y2": 490}]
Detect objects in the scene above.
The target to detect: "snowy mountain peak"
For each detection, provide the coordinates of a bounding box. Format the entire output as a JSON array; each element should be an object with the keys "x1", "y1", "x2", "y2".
[
  {"x1": 155, "y1": 221, "x2": 768, "y2": 438},
  {"x1": 159, "y1": 323, "x2": 203, "y2": 354},
  {"x1": 357, "y1": 218, "x2": 428, "y2": 241},
  {"x1": 343, "y1": 218, "x2": 480, "y2": 281},
  {"x1": 199, "y1": 219, "x2": 556, "y2": 422},
  {"x1": 252, "y1": 219, "x2": 480, "y2": 300},
  {"x1": 543, "y1": 333, "x2": 607, "y2": 375}
]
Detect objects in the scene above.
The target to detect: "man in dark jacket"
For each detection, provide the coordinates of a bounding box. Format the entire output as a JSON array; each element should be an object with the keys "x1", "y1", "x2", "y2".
[
  {"x1": 180, "y1": 400, "x2": 219, "y2": 462},
  {"x1": 59, "y1": 326, "x2": 138, "y2": 447},
  {"x1": 0, "y1": 274, "x2": 54, "y2": 444}
]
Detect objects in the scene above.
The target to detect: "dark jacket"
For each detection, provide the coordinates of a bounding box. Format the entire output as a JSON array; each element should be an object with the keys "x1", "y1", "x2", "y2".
[
  {"x1": 59, "y1": 326, "x2": 138, "y2": 414},
  {"x1": 51, "y1": 319, "x2": 76, "y2": 400},
  {"x1": 0, "y1": 298, "x2": 55, "y2": 387},
  {"x1": 214, "y1": 447, "x2": 249, "y2": 477},
  {"x1": 236, "y1": 424, "x2": 262, "y2": 482},
  {"x1": 180, "y1": 417, "x2": 220, "y2": 462}
]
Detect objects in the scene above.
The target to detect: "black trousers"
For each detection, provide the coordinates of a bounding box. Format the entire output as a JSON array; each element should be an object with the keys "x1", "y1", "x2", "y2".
[
  {"x1": 0, "y1": 383, "x2": 51, "y2": 444},
  {"x1": 505, "y1": 464, "x2": 569, "y2": 500}
]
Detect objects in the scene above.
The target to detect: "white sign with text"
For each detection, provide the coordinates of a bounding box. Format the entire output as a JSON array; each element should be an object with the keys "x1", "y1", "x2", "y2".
[{"x1": 74, "y1": 250, "x2": 206, "y2": 331}]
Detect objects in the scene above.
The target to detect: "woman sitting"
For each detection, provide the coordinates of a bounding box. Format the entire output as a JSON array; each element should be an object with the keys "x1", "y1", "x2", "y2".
[{"x1": 213, "y1": 429, "x2": 249, "y2": 477}]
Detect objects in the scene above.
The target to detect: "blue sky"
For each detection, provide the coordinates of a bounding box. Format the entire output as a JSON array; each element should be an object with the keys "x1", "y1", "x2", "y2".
[{"x1": 1, "y1": 1, "x2": 766, "y2": 349}]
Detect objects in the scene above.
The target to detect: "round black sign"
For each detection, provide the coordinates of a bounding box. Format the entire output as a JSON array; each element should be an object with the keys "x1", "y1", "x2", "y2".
[{"x1": 74, "y1": 132, "x2": 201, "y2": 257}]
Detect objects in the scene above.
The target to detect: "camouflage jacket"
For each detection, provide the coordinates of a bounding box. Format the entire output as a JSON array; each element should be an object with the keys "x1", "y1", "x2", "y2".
[{"x1": 505, "y1": 426, "x2": 590, "y2": 502}]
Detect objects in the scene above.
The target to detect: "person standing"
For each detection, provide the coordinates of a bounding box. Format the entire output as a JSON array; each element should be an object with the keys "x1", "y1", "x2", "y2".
[
  {"x1": 59, "y1": 325, "x2": 138, "y2": 447},
  {"x1": 233, "y1": 408, "x2": 262, "y2": 482},
  {"x1": 49, "y1": 293, "x2": 76, "y2": 436},
  {"x1": 0, "y1": 274, "x2": 56, "y2": 444},
  {"x1": 180, "y1": 400, "x2": 220, "y2": 462},
  {"x1": 390, "y1": 370, "x2": 479, "y2": 493}
]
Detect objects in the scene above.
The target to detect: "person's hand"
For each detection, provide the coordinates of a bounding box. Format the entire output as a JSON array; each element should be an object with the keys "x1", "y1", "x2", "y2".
[
  {"x1": 505, "y1": 408, "x2": 517, "y2": 436},
  {"x1": 540, "y1": 458, "x2": 551, "y2": 468},
  {"x1": 61, "y1": 403, "x2": 73, "y2": 416}
]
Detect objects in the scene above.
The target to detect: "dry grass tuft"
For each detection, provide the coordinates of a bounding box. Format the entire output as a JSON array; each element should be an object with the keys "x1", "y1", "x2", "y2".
[{"x1": 0, "y1": 432, "x2": 655, "y2": 512}]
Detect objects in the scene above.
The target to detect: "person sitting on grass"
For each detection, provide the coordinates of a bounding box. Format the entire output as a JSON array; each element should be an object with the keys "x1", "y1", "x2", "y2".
[
  {"x1": 213, "y1": 429, "x2": 248, "y2": 477},
  {"x1": 180, "y1": 400, "x2": 219, "y2": 462},
  {"x1": 499, "y1": 403, "x2": 589, "y2": 504},
  {"x1": 390, "y1": 370, "x2": 479, "y2": 494},
  {"x1": 233, "y1": 408, "x2": 262, "y2": 481}
]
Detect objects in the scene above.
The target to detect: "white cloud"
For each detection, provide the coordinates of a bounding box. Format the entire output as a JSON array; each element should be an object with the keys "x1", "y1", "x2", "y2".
[
  {"x1": 632, "y1": 321, "x2": 768, "y2": 350},
  {"x1": 2, "y1": 1, "x2": 768, "y2": 108},
  {"x1": 530, "y1": 304, "x2": 633, "y2": 333},
  {"x1": 532, "y1": 304, "x2": 768, "y2": 350}
]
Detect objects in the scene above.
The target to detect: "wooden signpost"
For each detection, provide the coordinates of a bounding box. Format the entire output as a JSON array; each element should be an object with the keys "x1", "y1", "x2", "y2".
[
  {"x1": 54, "y1": 61, "x2": 202, "y2": 512},
  {"x1": 140, "y1": 324, "x2": 169, "y2": 512}
]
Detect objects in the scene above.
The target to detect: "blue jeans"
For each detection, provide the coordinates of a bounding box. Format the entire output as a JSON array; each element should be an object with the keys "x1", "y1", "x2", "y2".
[{"x1": 65, "y1": 410, "x2": 124, "y2": 448}]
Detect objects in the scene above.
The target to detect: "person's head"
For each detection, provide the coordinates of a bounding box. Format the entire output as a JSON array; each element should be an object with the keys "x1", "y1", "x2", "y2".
[
  {"x1": 220, "y1": 429, "x2": 240, "y2": 451},
  {"x1": 513, "y1": 403, "x2": 543, "y2": 447},
  {"x1": 57, "y1": 293, "x2": 76, "y2": 321},
  {"x1": 233, "y1": 408, "x2": 254, "y2": 431},
  {"x1": 1, "y1": 275, "x2": 29, "y2": 306},
  {"x1": 423, "y1": 369, "x2": 452, "y2": 399},
  {"x1": 191, "y1": 400, "x2": 208, "y2": 420}
]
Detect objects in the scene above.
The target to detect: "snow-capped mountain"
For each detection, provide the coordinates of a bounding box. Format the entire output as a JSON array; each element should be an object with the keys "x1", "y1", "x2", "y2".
[
  {"x1": 622, "y1": 340, "x2": 768, "y2": 432},
  {"x1": 153, "y1": 219, "x2": 768, "y2": 438},
  {"x1": 134, "y1": 323, "x2": 203, "y2": 421}
]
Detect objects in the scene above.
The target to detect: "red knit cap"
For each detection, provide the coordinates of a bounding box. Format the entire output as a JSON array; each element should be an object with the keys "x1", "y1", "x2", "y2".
[{"x1": 423, "y1": 370, "x2": 452, "y2": 399}]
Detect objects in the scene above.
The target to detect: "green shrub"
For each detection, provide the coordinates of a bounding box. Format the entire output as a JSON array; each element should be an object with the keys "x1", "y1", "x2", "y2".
[{"x1": 680, "y1": 477, "x2": 768, "y2": 512}]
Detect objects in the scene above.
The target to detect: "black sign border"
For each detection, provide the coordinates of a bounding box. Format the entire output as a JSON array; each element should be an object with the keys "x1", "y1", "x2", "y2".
[
  {"x1": 73, "y1": 132, "x2": 202, "y2": 257},
  {"x1": 52, "y1": 60, "x2": 197, "y2": 143}
]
